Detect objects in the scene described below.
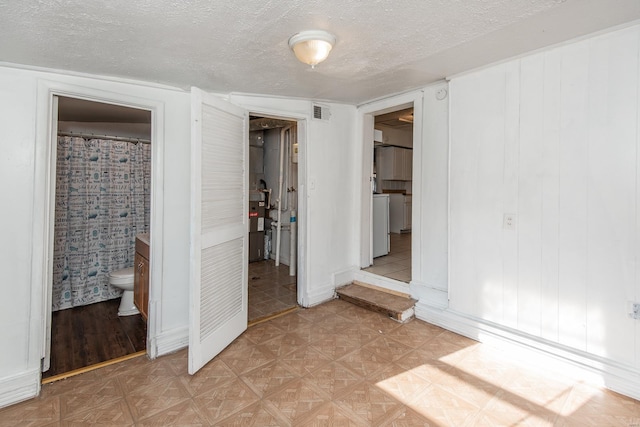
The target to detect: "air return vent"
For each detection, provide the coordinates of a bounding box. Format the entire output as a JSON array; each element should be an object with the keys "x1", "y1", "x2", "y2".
[{"x1": 312, "y1": 104, "x2": 331, "y2": 121}]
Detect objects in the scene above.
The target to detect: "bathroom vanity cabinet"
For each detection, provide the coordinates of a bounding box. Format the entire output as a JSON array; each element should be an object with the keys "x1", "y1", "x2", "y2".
[{"x1": 134, "y1": 235, "x2": 149, "y2": 320}]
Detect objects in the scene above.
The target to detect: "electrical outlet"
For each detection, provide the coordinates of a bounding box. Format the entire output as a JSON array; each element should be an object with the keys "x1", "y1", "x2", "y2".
[
  {"x1": 630, "y1": 302, "x2": 640, "y2": 320},
  {"x1": 503, "y1": 214, "x2": 516, "y2": 231}
]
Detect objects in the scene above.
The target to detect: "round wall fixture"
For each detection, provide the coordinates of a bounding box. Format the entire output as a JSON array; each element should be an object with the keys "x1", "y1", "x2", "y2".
[
  {"x1": 288, "y1": 30, "x2": 336, "y2": 68},
  {"x1": 436, "y1": 88, "x2": 448, "y2": 100}
]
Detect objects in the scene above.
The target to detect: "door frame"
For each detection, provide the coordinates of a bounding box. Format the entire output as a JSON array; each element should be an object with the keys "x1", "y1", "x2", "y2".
[
  {"x1": 33, "y1": 80, "x2": 165, "y2": 372},
  {"x1": 357, "y1": 92, "x2": 423, "y2": 282},
  {"x1": 235, "y1": 104, "x2": 308, "y2": 306}
]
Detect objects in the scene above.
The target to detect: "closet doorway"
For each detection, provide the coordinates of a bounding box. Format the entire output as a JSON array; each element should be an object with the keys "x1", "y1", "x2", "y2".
[{"x1": 43, "y1": 96, "x2": 151, "y2": 379}]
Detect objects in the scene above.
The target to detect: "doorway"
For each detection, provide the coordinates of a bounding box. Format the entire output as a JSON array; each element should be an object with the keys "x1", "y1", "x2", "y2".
[
  {"x1": 247, "y1": 115, "x2": 299, "y2": 323},
  {"x1": 44, "y1": 96, "x2": 150, "y2": 379},
  {"x1": 362, "y1": 107, "x2": 414, "y2": 283}
]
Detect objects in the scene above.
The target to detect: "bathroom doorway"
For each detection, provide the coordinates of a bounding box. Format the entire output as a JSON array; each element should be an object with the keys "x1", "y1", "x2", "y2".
[
  {"x1": 247, "y1": 115, "x2": 299, "y2": 323},
  {"x1": 43, "y1": 96, "x2": 151, "y2": 379}
]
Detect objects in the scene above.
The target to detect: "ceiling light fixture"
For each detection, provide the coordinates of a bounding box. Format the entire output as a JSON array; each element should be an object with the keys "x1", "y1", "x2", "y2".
[{"x1": 288, "y1": 30, "x2": 336, "y2": 68}]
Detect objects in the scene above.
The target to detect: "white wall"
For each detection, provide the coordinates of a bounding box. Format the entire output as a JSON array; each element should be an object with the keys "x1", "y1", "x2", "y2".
[
  {"x1": 410, "y1": 82, "x2": 449, "y2": 307},
  {"x1": 0, "y1": 78, "x2": 359, "y2": 408},
  {"x1": 439, "y1": 24, "x2": 640, "y2": 397},
  {"x1": 0, "y1": 67, "x2": 40, "y2": 406},
  {"x1": 0, "y1": 65, "x2": 191, "y2": 407}
]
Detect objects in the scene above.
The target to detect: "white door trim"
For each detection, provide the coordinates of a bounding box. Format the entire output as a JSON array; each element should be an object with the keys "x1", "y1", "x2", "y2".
[
  {"x1": 228, "y1": 102, "x2": 309, "y2": 307},
  {"x1": 356, "y1": 92, "x2": 423, "y2": 286},
  {"x1": 33, "y1": 80, "x2": 165, "y2": 371}
]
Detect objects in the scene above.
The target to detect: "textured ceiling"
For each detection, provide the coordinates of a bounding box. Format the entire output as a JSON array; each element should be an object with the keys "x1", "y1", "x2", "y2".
[{"x1": 1, "y1": 0, "x2": 639, "y2": 104}]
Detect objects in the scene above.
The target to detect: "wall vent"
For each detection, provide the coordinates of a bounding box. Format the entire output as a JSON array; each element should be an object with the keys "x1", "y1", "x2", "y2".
[{"x1": 312, "y1": 104, "x2": 331, "y2": 121}]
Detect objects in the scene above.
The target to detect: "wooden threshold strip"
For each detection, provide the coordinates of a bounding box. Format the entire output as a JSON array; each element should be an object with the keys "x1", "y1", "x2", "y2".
[
  {"x1": 42, "y1": 350, "x2": 147, "y2": 384},
  {"x1": 248, "y1": 306, "x2": 299, "y2": 327}
]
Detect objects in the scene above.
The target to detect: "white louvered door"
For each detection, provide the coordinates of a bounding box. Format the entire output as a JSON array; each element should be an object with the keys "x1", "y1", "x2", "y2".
[{"x1": 188, "y1": 88, "x2": 248, "y2": 375}]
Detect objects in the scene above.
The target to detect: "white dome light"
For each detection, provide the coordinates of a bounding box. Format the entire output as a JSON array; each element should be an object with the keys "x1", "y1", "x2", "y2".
[{"x1": 288, "y1": 30, "x2": 336, "y2": 68}]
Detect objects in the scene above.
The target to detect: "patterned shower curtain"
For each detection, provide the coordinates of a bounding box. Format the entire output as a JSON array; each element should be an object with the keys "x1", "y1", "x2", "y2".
[{"x1": 52, "y1": 136, "x2": 151, "y2": 311}]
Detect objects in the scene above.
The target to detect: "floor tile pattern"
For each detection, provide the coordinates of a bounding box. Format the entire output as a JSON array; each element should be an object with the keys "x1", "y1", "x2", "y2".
[
  {"x1": 3, "y1": 299, "x2": 640, "y2": 426},
  {"x1": 248, "y1": 259, "x2": 297, "y2": 322},
  {"x1": 363, "y1": 232, "x2": 411, "y2": 283}
]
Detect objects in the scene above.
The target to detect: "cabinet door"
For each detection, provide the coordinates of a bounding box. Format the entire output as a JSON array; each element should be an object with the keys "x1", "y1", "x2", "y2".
[
  {"x1": 140, "y1": 256, "x2": 149, "y2": 320},
  {"x1": 376, "y1": 147, "x2": 391, "y2": 180},
  {"x1": 134, "y1": 252, "x2": 143, "y2": 313},
  {"x1": 401, "y1": 149, "x2": 412, "y2": 180},
  {"x1": 404, "y1": 200, "x2": 412, "y2": 230},
  {"x1": 389, "y1": 194, "x2": 404, "y2": 233},
  {"x1": 134, "y1": 252, "x2": 149, "y2": 320},
  {"x1": 377, "y1": 146, "x2": 413, "y2": 181},
  {"x1": 392, "y1": 148, "x2": 404, "y2": 180}
]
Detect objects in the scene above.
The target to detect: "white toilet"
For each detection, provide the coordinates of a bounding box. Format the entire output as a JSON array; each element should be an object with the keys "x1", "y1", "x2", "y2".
[{"x1": 108, "y1": 267, "x2": 140, "y2": 316}]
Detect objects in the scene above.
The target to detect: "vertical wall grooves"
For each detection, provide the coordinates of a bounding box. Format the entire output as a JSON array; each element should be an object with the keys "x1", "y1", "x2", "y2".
[{"x1": 450, "y1": 24, "x2": 640, "y2": 367}]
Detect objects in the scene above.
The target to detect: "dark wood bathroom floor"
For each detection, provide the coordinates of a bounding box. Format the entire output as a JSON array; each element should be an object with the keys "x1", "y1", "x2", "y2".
[{"x1": 43, "y1": 299, "x2": 146, "y2": 379}]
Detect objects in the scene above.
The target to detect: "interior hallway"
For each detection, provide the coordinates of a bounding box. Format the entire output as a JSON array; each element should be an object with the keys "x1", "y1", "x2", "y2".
[
  {"x1": 364, "y1": 232, "x2": 411, "y2": 283},
  {"x1": 5, "y1": 299, "x2": 639, "y2": 425}
]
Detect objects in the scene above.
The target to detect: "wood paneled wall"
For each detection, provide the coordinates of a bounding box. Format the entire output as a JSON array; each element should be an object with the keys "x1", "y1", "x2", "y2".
[{"x1": 449, "y1": 25, "x2": 640, "y2": 367}]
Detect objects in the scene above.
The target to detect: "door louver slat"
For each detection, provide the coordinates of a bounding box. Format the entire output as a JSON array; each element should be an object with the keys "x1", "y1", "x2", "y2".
[
  {"x1": 200, "y1": 238, "x2": 243, "y2": 339},
  {"x1": 201, "y1": 105, "x2": 244, "y2": 232}
]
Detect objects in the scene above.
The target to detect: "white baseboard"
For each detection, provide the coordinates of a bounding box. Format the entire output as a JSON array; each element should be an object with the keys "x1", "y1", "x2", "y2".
[
  {"x1": 409, "y1": 280, "x2": 448, "y2": 309},
  {"x1": 302, "y1": 282, "x2": 336, "y2": 308},
  {"x1": 333, "y1": 268, "x2": 355, "y2": 288},
  {"x1": 0, "y1": 369, "x2": 40, "y2": 409},
  {"x1": 149, "y1": 326, "x2": 188, "y2": 358},
  {"x1": 415, "y1": 302, "x2": 640, "y2": 401}
]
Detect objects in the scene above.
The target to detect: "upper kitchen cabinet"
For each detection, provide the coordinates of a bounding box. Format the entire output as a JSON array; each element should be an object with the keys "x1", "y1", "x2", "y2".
[{"x1": 376, "y1": 146, "x2": 412, "y2": 181}]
